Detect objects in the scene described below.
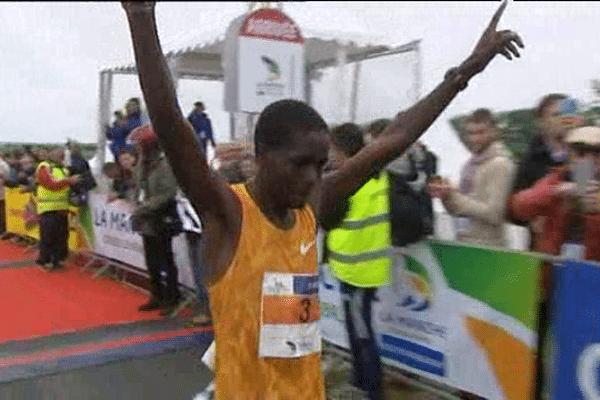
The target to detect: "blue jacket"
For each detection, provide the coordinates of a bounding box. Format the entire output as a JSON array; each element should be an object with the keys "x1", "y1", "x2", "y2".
[
  {"x1": 106, "y1": 112, "x2": 142, "y2": 158},
  {"x1": 187, "y1": 111, "x2": 214, "y2": 148}
]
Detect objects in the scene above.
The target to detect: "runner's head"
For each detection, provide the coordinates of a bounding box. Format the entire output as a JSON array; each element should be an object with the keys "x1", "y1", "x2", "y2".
[{"x1": 254, "y1": 99, "x2": 329, "y2": 209}]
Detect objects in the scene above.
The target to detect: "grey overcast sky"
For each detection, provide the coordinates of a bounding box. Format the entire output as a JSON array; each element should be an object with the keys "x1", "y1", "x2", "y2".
[{"x1": 1, "y1": 1, "x2": 600, "y2": 181}]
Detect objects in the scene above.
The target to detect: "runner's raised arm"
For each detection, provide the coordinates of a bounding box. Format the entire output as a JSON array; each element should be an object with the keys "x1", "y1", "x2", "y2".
[
  {"x1": 317, "y1": 0, "x2": 524, "y2": 216},
  {"x1": 121, "y1": 2, "x2": 242, "y2": 284}
]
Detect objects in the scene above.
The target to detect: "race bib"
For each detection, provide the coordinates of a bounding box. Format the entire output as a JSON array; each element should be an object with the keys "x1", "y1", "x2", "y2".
[{"x1": 259, "y1": 272, "x2": 321, "y2": 358}]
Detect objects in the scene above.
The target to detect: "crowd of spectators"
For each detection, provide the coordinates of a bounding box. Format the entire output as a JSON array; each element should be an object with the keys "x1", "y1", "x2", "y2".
[
  {"x1": 2, "y1": 147, "x2": 42, "y2": 192},
  {"x1": 426, "y1": 94, "x2": 600, "y2": 265},
  {"x1": 4, "y1": 93, "x2": 600, "y2": 266},
  {"x1": 3, "y1": 93, "x2": 600, "y2": 317}
]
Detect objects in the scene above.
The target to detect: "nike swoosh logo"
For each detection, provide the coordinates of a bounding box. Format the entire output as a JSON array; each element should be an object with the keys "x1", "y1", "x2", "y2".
[{"x1": 300, "y1": 240, "x2": 315, "y2": 256}]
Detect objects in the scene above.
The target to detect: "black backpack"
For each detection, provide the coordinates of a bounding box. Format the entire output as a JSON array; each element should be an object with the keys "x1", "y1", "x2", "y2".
[{"x1": 387, "y1": 148, "x2": 436, "y2": 247}]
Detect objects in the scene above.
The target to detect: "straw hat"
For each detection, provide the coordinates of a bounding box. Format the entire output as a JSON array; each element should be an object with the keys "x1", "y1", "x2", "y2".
[{"x1": 566, "y1": 126, "x2": 600, "y2": 146}]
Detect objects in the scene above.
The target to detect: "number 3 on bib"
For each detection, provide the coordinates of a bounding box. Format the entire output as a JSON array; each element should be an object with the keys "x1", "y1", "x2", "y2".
[{"x1": 259, "y1": 272, "x2": 321, "y2": 358}]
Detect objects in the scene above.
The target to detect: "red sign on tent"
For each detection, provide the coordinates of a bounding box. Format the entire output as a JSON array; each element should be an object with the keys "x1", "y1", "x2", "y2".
[{"x1": 239, "y1": 8, "x2": 304, "y2": 44}]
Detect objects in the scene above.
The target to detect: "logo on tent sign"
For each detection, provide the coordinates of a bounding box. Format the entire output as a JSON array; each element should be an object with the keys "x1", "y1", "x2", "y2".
[
  {"x1": 232, "y1": 7, "x2": 306, "y2": 113},
  {"x1": 239, "y1": 8, "x2": 304, "y2": 44}
]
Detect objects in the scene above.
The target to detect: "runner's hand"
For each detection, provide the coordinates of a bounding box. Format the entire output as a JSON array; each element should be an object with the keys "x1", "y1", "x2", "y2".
[{"x1": 459, "y1": 0, "x2": 524, "y2": 78}]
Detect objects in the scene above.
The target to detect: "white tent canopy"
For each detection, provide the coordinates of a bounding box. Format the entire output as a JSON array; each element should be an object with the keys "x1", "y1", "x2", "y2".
[{"x1": 96, "y1": 5, "x2": 421, "y2": 169}]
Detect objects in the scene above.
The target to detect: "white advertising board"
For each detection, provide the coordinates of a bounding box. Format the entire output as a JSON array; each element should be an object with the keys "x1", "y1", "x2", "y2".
[
  {"x1": 224, "y1": 8, "x2": 305, "y2": 113},
  {"x1": 238, "y1": 36, "x2": 304, "y2": 112},
  {"x1": 89, "y1": 192, "x2": 198, "y2": 290}
]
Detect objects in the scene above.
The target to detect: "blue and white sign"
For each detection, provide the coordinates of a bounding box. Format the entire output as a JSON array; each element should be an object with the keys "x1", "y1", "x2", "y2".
[{"x1": 551, "y1": 260, "x2": 600, "y2": 400}]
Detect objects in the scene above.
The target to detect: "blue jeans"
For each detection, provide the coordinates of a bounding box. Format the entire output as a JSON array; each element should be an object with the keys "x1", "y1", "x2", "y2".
[
  {"x1": 185, "y1": 231, "x2": 210, "y2": 309},
  {"x1": 340, "y1": 281, "x2": 383, "y2": 400}
]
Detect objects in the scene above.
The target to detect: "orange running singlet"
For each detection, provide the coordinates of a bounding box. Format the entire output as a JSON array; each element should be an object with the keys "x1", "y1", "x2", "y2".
[{"x1": 208, "y1": 184, "x2": 325, "y2": 400}]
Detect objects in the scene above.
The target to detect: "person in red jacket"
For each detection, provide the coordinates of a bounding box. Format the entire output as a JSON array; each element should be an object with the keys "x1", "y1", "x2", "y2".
[
  {"x1": 510, "y1": 126, "x2": 600, "y2": 398},
  {"x1": 510, "y1": 126, "x2": 600, "y2": 261}
]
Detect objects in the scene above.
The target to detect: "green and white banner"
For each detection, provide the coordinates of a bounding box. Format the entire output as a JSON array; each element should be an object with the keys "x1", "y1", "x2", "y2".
[{"x1": 319, "y1": 239, "x2": 543, "y2": 400}]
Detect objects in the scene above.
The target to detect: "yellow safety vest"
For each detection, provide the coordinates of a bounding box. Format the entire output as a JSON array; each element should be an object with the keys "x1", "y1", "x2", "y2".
[
  {"x1": 36, "y1": 161, "x2": 71, "y2": 214},
  {"x1": 327, "y1": 173, "x2": 391, "y2": 287}
]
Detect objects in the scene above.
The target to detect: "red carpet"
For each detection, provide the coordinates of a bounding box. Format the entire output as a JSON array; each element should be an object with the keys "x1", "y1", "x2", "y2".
[
  {"x1": 0, "y1": 241, "x2": 36, "y2": 264},
  {"x1": 0, "y1": 262, "x2": 162, "y2": 344}
]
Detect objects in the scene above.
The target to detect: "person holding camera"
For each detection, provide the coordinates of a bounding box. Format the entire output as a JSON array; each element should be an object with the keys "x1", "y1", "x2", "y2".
[
  {"x1": 128, "y1": 124, "x2": 183, "y2": 315},
  {"x1": 66, "y1": 141, "x2": 96, "y2": 206},
  {"x1": 510, "y1": 126, "x2": 600, "y2": 261},
  {"x1": 430, "y1": 108, "x2": 515, "y2": 248}
]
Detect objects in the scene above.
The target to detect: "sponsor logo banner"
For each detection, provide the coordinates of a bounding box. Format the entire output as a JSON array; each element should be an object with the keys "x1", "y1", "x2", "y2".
[
  {"x1": 5, "y1": 187, "x2": 92, "y2": 251},
  {"x1": 550, "y1": 260, "x2": 600, "y2": 400},
  {"x1": 319, "y1": 240, "x2": 543, "y2": 399}
]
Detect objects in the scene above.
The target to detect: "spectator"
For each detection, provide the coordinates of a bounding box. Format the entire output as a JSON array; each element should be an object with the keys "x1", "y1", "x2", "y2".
[
  {"x1": 17, "y1": 152, "x2": 37, "y2": 192},
  {"x1": 509, "y1": 95, "x2": 585, "y2": 248},
  {"x1": 507, "y1": 95, "x2": 585, "y2": 400},
  {"x1": 97, "y1": 162, "x2": 120, "y2": 197},
  {"x1": 367, "y1": 120, "x2": 437, "y2": 247},
  {"x1": 128, "y1": 125, "x2": 182, "y2": 315},
  {"x1": 67, "y1": 141, "x2": 96, "y2": 206},
  {"x1": 113, "y1": 147, "x2": 138, "y2": 200},
  {"x1": 511, "y1": 126, "x2": 600, "y2": 260},
  {"x1": 113, "y1": 110, "x2": 124, "y2": 127},
  {"x1": 3, "y1": 150, "x2": 22, "y2": 188},
  {"x1": 35, "y1": 146, "x2": 79, "y2": 271},
  {"x1": 0, "y1": 152, "x2": 10, "y2": 233},
  {"x1": 106, "y1": 97, "x2": 143, "y2": 160},
  {"x1": 34, "y1": 147, "x2": 49, "y2": 164},
  {"x1": 187, "y1": 101, "x2": 215, "y2": 155},
  {"x1": 23, "y1": 145, "x2": 38, "y2": 163},
  {"x1": 364, "y1": 118, "x2": 389, "y2": 144},
  {"x1": 320, "y1": 123, "x2": 389, "y2": 400},
  {"x1": 429, "y1": 108, "x2": 515, "y2": 248}
]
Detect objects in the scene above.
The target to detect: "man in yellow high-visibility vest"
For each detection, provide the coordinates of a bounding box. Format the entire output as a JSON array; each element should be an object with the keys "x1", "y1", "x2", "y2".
[
  {"x1": 321, "y1": 123, "x2": 391, "y2": 400},
  {"x1": 35, "y1": 146, "x2": 79, "y2": 271}
]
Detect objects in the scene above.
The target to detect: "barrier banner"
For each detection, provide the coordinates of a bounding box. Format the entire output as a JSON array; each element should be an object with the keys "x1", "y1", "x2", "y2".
[
  {"x1": 318, "y1": 264, "x2": 349, "y2": 350},
  {"x1": 4, "y1": 187, "x2": 92, "y2": 251},
  {"x1": 88, "y1": 192, "x2": 196, "y2": 289},
  {"x1": 319, "y1": 239, "x2": 543, "y2": 400},
  {"x1": 550, "y1": 260, "x2": 600, "y2": 400}
]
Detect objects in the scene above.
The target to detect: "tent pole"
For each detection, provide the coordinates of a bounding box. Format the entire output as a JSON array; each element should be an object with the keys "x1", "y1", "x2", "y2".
[
  {"x1": 305, "y1": 65, "x2": 312, "y2": 106},
  {"x1": 413, "y1": 39, "x2": 422, "y2": 103},
  {"x1": 229, "y1": 112, "x2": 235, "y2": 142},
  {"x1": 97, "y1": 71, "x2": 113, "y2": 172},
  {"x1": 349, "y1": 61, "x2": 361, "y2": 123},
  {"x1": 168, "y1": 56, "x2": 180, "y2": 94},
  {"x1": 333, "y1": 42, "x2": 349, "y2": 124}
]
